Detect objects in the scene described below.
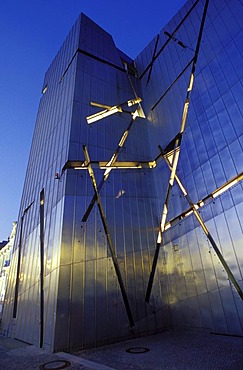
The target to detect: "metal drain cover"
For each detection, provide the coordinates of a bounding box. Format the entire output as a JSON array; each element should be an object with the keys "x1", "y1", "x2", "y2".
[{"x1": 126, "y1": 347, "x2": 150, "y2": 354}]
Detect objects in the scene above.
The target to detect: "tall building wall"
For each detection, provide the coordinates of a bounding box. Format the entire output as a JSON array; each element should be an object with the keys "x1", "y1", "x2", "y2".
[
  {"x1": 1, "y1": 16, "x2": 81, "y2": 348},
  {"x1": 136, "y1": 0, "x2": 243, "y2": 334},
  {"x1": 52, "y1": 14, "x2": 163, "y2": 351},
  {"x1": 1, "y1": 0, "x2": 243, "y2": 352},
  {"x1": 1, "y1": 13, "x2": 165, "y2": 351}
]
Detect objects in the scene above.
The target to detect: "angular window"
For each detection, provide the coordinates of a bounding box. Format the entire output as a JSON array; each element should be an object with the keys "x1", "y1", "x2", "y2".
[{"x1": 41, "y1": 85, "x2": 48, "y2": 94}]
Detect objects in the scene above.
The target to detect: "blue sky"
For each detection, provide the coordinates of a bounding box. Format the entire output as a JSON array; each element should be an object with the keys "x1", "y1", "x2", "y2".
[{"x1": 0, "y1": 0, "x2": 186, "y2": 240}]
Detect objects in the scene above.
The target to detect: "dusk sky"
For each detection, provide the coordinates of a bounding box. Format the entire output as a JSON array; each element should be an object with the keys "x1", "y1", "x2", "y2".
[{"x1": 0, "y1": 0, "x2": 186, "y2": 241}]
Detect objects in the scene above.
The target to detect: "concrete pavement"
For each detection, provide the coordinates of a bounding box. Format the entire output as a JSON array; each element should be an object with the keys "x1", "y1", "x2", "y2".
[
  {"x1": 75, "y1": 328, "x2": 243, "y2": 370},
  {"x1": 0, "y1": 328, "x2": 243, "y2": 369}
]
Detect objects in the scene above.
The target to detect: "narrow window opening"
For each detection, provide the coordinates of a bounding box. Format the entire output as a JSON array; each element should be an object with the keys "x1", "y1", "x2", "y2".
[{"x1": 42, "y1": 85, "x2": 48, "y2": 94}]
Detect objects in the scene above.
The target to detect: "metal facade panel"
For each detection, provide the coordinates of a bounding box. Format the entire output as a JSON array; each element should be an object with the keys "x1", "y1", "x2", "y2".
[
  {"x1": 197, "y1": 292, "x2": 214, "y2": 330},
  {"x1": 2, "y1": 1, "x2": 243, "y2": 351},
  {"x1": 137, "y1": 0, "x2": 243, "y2": 336}
]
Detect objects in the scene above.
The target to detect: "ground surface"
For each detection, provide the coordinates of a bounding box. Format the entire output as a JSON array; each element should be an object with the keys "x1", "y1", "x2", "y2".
[{"x1": 0, "y1": 328, "x2": 243, "y2": 369}]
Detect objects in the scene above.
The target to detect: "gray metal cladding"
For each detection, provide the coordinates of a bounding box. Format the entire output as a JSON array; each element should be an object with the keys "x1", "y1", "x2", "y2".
[
  {"x1": 137, "y1": 0, "x2": 243, "y2": 335},
  {"x1": 2, "y1": 1, "x2": 243, "y2": 352}
]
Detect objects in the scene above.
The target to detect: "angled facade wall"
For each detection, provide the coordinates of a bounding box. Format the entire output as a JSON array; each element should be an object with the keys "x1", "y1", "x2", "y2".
[
  {"x1": 1, "y1": 13, "x2": 163, "y2": 351},
  {"x1": 136, "y1": 0, "x2": 243, "y2": 334},
  {"x1": 1, "y1": 0, "x2": 243, "y2": 352}
]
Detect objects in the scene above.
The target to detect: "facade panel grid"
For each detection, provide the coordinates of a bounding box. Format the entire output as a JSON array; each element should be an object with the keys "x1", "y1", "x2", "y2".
[{"x1": 2, "y1": 1, "x2": 243, "y2": 351}]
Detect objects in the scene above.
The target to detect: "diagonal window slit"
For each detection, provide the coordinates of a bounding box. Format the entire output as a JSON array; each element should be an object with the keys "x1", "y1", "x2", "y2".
[{"x1": 139, "y1": 0, "x2": 200, "y2": 80}]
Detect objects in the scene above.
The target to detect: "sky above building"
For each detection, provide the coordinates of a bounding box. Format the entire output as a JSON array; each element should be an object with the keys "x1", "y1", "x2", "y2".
[{"x1": 0, "y1": 0, "x2": 186, "y2": 240}]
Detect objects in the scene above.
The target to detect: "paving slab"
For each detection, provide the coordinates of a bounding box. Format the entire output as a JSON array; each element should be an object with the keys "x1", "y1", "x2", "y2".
[
  {"x1": 73, "y1": 329, "x2": 243, "y2": 370},
  {"x1": 1, "y1": 328, "x2": 243, "y2": 370},
  {"x1": 0, "y1": 334, "x2": 89, "y2": 370}
]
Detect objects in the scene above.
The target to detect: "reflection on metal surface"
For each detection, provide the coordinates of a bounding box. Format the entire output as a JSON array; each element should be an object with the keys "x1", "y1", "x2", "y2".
[
  {"x1": 40, "y1": 189, "x2": 45, "y2": 348},
  {"x1": 3, "y1": 1, "x2": 243, "y2": 352},
  {"x1": 83, "y1": 85, "x2": 145, "y2": 220},
  {"x1": 165, "y1": 171, "x2": 243, "y2": 228},
  {"x1": 160, "y1": 146, "x2": 243, "y2": 300},
  {"x1": 12, "y1": 201, "x2": 34, "y2": 319},
  {"x1": 151, "y1": 58, "x2": 194, "y2": 111},
  {"x1": 83, "y1": 145, "x2": 135, "y2": 327},
  {"x1": 82, "y1": 112, "x2": 139, "y2": 222},
  {"x1": 164, "y1": 31, "x2": 187, "y2": 49},
  {"x1": 139, "y1": 0, "x2": 200, "y2": 79},
  {"x1": 116, "y1": 189, "x2": 125, "y2": 199},
  {"x1": 146, "y1": 0, "x2": 210, "y2": 303},
  {"x1": 60, "y1": 47, "x2": 128, "y2": 85}
]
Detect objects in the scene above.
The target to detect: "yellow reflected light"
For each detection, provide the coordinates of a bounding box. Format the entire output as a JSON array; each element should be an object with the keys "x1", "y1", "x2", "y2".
[
  {"x1": 127, "y1": 97, "x2": 142, "y2": 106},
  {"x1": 86, "y1": 106, "x2": 123, "y2": 124},
  {"x1": 212, "y1": 177, "x2": 241, "y2": 198},
  {"x1": 86, "y1": 97, "x2": 144, "y2": 124}
]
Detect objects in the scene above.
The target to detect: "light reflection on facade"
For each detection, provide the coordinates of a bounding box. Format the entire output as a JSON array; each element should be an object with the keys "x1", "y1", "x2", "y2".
[{"x1": 1, "y1": 0, "x2": 243, "y2": 352}]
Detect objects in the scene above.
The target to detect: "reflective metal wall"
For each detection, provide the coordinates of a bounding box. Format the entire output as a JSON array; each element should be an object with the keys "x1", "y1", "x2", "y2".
[
  {"x1": 137, "y1": 0, "x2": 243, "y2": 336},
  {"x1": 53, "y1": 14, "x2": 163, "y2": 351},
  {"x1": 1, "y1": 16, "x2": 81, "y2": 349},
  {"x1": 2, "y1": 0, "x2": 243, "y2": 352}
]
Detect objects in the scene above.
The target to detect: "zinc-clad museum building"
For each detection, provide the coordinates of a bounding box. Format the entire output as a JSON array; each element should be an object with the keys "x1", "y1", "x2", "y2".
[{"x1": 1, "y1": 0, "x2": 243, "y2": 352}]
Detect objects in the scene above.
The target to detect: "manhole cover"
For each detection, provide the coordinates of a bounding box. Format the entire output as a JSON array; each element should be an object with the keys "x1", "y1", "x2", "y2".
[
  {"x1": 126, "y1": 347, "x2": 150, "y2": 354},
  {"x1": 39, "y1": 360, "x2": 71, "y2": 369}
]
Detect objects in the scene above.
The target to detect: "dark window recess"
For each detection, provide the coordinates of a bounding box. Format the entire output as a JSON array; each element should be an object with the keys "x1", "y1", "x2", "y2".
[{"x1": 121, "y1": 59, "x2": 138, "y2": 77}]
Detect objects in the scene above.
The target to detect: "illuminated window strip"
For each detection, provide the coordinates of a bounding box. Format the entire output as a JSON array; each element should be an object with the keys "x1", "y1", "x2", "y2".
[
  {"x1": 99, "y1": 161, "x2": 156, "y2": 169},
  {"x1": 42, "y1": 85, "x2": 48, "y2": 94},
  {"x1": 83, "y1": 66, "x2": 146, "y2": 220},
  {"x1": 86, "y1": 98, "x2": 143, "y2": 124},
  {"x1": 146, "y1": 0, "x2": 217, "y2": 304},
  {"x1": 82, "y1": 115, "x2": 139, "y2": 222},
  {"x1": 90, "y1": 101, "x2": 113, "y2": 109},
  {"x1": 86, "y1": 106, "x2": 122, "y2": 124},
  {"x1": 159, "y1": 147, "x2": 243, "y2": 302},
  {"x1": 63, "y1": 160, "x2": 157, "y2": 172},
  {"x1": 62, "y1": 164, "x2": 242, "y2": 239},
  {"x1": 212, "y1": 173, "x2": 243, "y2": 198},
  {"x1": 151, "y1": 59, "x2": 193, "y2": 111},
  {"x1": 164, "y1": 172, "x2": 243, "y2": 230},
  {"x1": 82, "y1": 145, "x2": 135, "y2": 327}
]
